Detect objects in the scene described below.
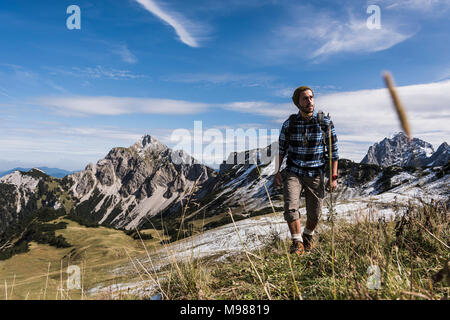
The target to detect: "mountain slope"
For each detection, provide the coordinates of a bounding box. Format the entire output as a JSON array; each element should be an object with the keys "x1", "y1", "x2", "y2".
[
  {"x1": 424, "y1": 142, "x2": 449, "y2": 166},
  {"x1": 0, "y1": 168, "x2": 72, "y2": 235}
]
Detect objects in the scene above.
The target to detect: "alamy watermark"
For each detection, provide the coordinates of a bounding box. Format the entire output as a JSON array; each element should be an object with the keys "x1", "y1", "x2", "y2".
[
  {"x1": 170, "y1": 121, "x2": 280, "y2": 167},
  {"x1": 66, "y1": 5, "x2": 81, "y2": 30},
  {"x1": 366, "y1": 264, "x2": 382, "y2": 290},
  {"x1": 66, "y1": 265, "x2": 81, "y2": 290},
  {"x1": 367, "y1": 5, "x2": 381, "y2": 30}
]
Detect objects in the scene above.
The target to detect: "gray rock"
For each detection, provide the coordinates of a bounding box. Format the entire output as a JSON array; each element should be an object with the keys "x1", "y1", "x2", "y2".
[{"x1": 361, "y1": 132, "x2": 438, "y2": 167}]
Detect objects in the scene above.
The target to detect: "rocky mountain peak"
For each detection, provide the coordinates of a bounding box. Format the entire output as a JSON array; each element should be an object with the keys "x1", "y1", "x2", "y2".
[
  {"x1": 436, "y1": 141, "x2": 449, "y2": 152},
  {"x1": 63, "y1": 133, "x2": 217, "y2": 229},
  {"x1": 361, "y1": 132, "x2": 447, "y2": 167},
  {"x1": 426, "y1": 142, "x2": 450, "y2": 166},
  {"x1": 130, "y1": 134, "x2": 168, "y2": 156}
]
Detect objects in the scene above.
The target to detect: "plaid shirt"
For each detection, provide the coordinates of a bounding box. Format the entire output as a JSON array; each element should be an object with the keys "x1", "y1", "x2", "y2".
[{"x1": 279, "y1": 111, "x2": 339, "y2": 177}]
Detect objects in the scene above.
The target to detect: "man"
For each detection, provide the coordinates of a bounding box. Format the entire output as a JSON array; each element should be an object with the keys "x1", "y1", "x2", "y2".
[{"x1": 274, "y1": 86, "x2": 339, "y2": 255}]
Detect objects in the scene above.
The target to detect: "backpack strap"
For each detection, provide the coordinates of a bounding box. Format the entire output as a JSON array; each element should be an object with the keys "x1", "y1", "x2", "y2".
[
  {"x1": 287, "y1": 113, "x2": 298, "y2": 142},
  {"x1": 316, "y1": 110, "x2": 330, "y2": 145},
  {"x1": 316, "y1": 110, "x2": 328, "y2": 133}
]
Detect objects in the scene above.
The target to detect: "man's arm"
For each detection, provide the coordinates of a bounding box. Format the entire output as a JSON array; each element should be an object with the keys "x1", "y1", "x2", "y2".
[
  {"x1": 277, "y1": 155, "x2": 284, "y2": 173},
  {"x1": 332, "y1": 159, "x2": 338, "y2": 177},
  {"x1": 327, "y1": 117, "x2": 339, "y2": 191},
  {"x1": 274, "y1": 154, "x2": 284, "y2": 187},
  {"x1": 275, "y1": 118, "x2": 289, "y2": 187}
]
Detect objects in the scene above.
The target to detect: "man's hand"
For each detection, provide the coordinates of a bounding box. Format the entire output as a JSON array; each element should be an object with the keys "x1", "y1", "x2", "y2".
[
  {"x1": 274, "y1": 171, "x2": 283, "y2": 187},
  {"x1": 326, "y1": 179, "x2": 338, "y2": 192}
]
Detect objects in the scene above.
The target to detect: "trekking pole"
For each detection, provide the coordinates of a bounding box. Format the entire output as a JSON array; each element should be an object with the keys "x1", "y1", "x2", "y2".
[{"x1": 328, "y1": 114, "x2": 337, "y2": 299}]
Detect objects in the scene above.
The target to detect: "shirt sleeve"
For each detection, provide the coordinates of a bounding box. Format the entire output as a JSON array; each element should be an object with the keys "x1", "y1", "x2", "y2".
[
  {"x1": 278, "y1": 118, "x2": 290, "y2": 157},
  {"x1": 324, "y1": 118, "x2": 339, "y2": 161}
]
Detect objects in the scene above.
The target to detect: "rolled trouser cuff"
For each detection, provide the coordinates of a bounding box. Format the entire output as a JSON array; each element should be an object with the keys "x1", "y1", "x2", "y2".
[{"x1": 284, "y1": 209, "x2": 300, "y2": 223}]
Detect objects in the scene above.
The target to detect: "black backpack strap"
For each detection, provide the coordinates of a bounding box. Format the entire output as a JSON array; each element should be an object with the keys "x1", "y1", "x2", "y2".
[{"x1": 287, "y1": 113, "x2": 298, "y2": 143}]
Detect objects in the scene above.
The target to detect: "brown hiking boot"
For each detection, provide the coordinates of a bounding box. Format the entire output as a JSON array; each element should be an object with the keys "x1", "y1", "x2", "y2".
[
  {"x1": 289, "y1": 240, "x2": 305, "y2": 256},
  {"x1": 302, "y1": 233, "x2": 313, "y2": 251}
]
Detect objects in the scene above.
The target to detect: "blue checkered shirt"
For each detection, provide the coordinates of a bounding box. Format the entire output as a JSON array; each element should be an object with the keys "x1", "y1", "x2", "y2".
[{"x1": 279, "y1": 111, "x2": 339, "y2": 177}]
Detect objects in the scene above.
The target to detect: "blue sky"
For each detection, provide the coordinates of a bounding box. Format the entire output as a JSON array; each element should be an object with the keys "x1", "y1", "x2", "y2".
[{"x1": 0, "y1": 0, "x2": 449, "y2": 170}]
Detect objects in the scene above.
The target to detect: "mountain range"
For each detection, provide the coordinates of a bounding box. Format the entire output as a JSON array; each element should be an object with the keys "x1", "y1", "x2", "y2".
[
  {"x1": 0, "y1": 167, "x2": 77, "y2": 179},
  {"x1": 0, "y1": 133, "x2": 448, "y2": 238}
]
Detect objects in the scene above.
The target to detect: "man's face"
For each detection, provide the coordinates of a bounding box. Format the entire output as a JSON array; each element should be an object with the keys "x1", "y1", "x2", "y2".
[{"x1": 298, "y1": 89, "x2": 314, "y2": 114}]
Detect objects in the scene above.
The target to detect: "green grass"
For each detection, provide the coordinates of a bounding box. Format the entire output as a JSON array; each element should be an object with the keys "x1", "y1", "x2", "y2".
[
  {"x1": 0, "y1": 218, "x2": 169, "y2": 300},
  {"x1": 156, "y1": 200, "x2": 449, "y2": 300}
]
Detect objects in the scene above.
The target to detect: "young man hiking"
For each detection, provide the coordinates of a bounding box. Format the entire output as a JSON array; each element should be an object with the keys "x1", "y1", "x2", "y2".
[{"x1": 274, "y1": 86, "x2": 339, "y2": 255}]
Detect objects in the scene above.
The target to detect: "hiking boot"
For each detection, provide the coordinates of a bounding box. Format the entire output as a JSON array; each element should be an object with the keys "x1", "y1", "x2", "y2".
[
  {"x1": 302, "y1": 233, "x2": 313, "y2": 251},
  {"x1": 289, "y1": 240, "x2": 305, "y2": 256}
]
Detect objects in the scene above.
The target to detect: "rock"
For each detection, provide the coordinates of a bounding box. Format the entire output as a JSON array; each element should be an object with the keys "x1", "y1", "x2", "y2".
[{"x1": 361, "y1": 132, "x2": 441, "y2": 167}]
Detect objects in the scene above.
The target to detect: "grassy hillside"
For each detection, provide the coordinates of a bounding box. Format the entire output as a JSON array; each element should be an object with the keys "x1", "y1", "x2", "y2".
[
  {"x1": 152, "y1": 200, "x2": 449, "y2": 300},
  {"x1": 0, "y1": 217, "x2": 167, "y2": 300}
]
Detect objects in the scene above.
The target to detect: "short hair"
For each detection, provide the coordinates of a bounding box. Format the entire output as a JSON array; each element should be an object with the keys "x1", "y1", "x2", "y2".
[{"x1": 292, "y1": 86, "x2": 314, "y2": 107}]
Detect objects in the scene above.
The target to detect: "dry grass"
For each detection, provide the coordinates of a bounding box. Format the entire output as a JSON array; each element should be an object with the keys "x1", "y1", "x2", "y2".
[{"x1": 153, "y1": 200, "x2": 448, "y2": 300}]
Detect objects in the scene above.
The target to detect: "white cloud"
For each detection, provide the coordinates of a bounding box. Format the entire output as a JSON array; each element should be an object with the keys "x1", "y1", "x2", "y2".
[
  {"x1": 316, "y1": 79, "x2": 450, "y2": 140},
  {"x1": 252, "y1": 3, "x2": 415, "y2": 62},
  {"x1": 45, "y1": 65, "x2": 147, "y2": 80},
  {"x1": 0, "y1": 64, "x2": 39, "y2": 87},
  {"x1": 0, "y1": 85, "x2": 12, "y2": 99},
  {"x1": 309, "y1": 19, "x2": 413, "y2": 58},
  {"x1": 0, "y1": 123, "x2": 162, "y2": 171},
  {"x1": 382, "y1": 0, "x2": 450, "y2": 12},
  {"x1": 36, "y1": 96, "x2": 210, "y2": 116},
  {"x1": 222, "y1": 101, "x2": 293, "y2": 122},
  {"x1": 273, "y1": 87, "x2": 295, "y2": 98},
  {"x1": 135, "y1": 0, "x2": 201, "y2": 47},
  {"x1": 162, "y1": 72, "x2": 276, "y2": 87},
  {"x1": 221, "y1": 79, "x2": 450, "y2": 161},
  {"x1": 111, "y1": 44, "x2": 138, "y2": 64}
]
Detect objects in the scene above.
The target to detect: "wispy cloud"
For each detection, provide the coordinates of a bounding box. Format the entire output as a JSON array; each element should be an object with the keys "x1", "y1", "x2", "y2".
[
  {"x1": 36, "y1": 96, "x2": 211, "y2": 116},
  {"x1": 0, "y1": 85, "x2": 12, "y2": 99},
  {"x1": 135, "y1": 0, "x2": 201, "y2": 47},
  {"x1": 44, "y1": 80, "x2": 69, "y2": 94},
  {"x1": 45, "y1": 65, "x2": 148, "y2": 80},
  {"x1": 162, "y1": 72, "x2": 277, "y2": 87},
  {"x1": 0, "y1": 64, "x2": 69, "y2": 97},
  {"x1": 112, "y1": 44, "x2": 138, "y2": 64},
  {"x1": 381, "y1": 0, "x2": 450, "y2": 12},
  {"x1": 308, "y1": 18, "x2": 414, "y2": 58},
  {"x1": 0, "y1": 63, "x2": 39, "y2": 85},
  {"x1": 252, "y1": 3, "x2": 416, "y2": 62}
]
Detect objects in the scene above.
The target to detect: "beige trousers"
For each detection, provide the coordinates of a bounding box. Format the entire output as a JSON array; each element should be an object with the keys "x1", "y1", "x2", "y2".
[{"x1": 282, "y1": 171, "x2": 325, "y2": 229}]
